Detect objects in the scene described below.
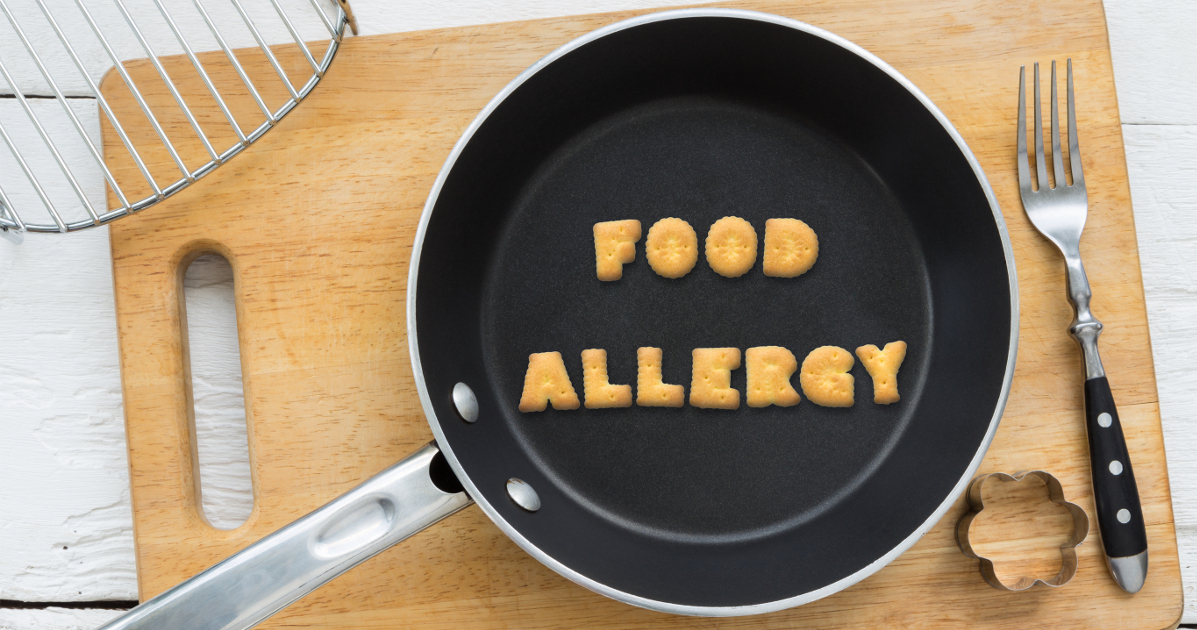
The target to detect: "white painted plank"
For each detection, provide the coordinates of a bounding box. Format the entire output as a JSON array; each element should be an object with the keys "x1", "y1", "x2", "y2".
[
  {"x1": 1104, "y1": 0, "x2": 1197, "y2": 125},
  {"x1": 0, "y1": 226, "x2": 136, "y2": 601},
  {"x1": 0, "y1": 607, "x2": 122, "y2": 630},
  {"x1": 1122, "y1": 124, "x2": 1197, "y2": 623}
]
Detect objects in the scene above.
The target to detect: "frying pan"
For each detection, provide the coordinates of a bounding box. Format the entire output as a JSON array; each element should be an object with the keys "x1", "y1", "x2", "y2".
[{"x1": 99, "y1": 8, "x2": 1017, "y2": 630}]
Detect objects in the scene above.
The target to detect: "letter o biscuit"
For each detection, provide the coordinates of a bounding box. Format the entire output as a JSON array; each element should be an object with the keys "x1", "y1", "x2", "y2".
[
  {"x1": 646, "y1": 218, "x2": 699, "y2": 279},
  {"x1": 705, "y1": 216, "x2": 758, "y2": 278}
]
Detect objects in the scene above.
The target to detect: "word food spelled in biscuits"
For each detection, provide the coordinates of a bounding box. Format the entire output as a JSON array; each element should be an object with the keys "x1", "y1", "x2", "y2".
[
  {"x1": 595, "y1": 216, "x2": 819, "y2": 280},
  {"x1": 518, "y1": 342, "x2": 906, "y2": 412}
]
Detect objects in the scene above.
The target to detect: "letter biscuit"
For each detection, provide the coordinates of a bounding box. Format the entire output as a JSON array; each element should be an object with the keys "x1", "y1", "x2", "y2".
[
  {"x1": 690, "y1": 348, "x2": 742, "y2": 409},
  {"x1": 856, "y1": 341, "x2": 907, "y2": 404},
  {"x1": 581, "y1": 349, "x2": 633, "y2": 409},
  {"x1": 518, "y1": 351, "x2": 581, "y2": 412},
  {"x1": 746, "y1": 346, "x2": 801, "y2": 408},
  {"x1": 800, "y1": 346, "x2": 855, "y2": 407},
  {"x1": 645, "y1": 218, "x2": 699, "y2": 278},
  {"x1": 636, "y1": 347, "x2": 685, "y2": 407},
  {"x1": 763, "y1": 218, "x2": 819, "y2": 278},
  {"x1": 705, "y1": 216, "x2": 758, "y2": 278},
  {"x1": 593, "y1": 220, "x2": 642, "y2": 281}
]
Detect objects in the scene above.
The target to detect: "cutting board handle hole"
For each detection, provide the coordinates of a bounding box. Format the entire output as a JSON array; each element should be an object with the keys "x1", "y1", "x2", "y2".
[{"x1": 180, "y1": 251, "x2": 254, "y2": 531}]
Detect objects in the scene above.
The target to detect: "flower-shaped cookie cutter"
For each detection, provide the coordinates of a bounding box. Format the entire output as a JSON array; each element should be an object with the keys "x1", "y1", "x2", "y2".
[{"x1": 955, "y1": 470, "x2": 1090, "y2": 590}]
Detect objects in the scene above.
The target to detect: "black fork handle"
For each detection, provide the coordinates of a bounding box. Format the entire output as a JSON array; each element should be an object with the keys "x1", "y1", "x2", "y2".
[{"x1": 1084, "y1": 376, "x2": 1148, "y2": 587}]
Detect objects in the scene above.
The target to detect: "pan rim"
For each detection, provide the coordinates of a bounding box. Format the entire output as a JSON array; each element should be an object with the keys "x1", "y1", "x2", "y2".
[{"x1": 407, "y1": 7, "x2": 1019, "y2": 617}]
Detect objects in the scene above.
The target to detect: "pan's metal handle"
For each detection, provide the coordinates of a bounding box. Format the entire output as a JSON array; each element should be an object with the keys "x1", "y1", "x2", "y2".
[{"x1": 97, "y1": 442, "x2": 473, "y2": 630}]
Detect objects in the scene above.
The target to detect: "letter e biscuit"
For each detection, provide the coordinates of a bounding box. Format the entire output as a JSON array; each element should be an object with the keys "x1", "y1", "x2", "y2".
[{"x1": 690, "y1": 348, "x2": 742, "y2": 409}]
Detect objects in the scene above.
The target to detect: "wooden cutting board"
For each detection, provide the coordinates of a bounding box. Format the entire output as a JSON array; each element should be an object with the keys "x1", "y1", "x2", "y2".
[{"x1": 106, "y1": 1, "x2": 1184, "y2": 627}]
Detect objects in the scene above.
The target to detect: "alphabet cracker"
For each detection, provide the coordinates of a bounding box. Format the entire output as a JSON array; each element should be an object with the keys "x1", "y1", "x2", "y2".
[
  {"x1": 519, "y1": 351, "x2": 581, "y2": 412},
  {"x1": 646, "y1": 217, "x2": 699, "y2": 278},
  {"x1": 593, "y1": 220, "x2": 642, "y2": 281},
  {"x1": 690, "y1": 347, "x2": 741, "y2": 409},
  {"x1": 763, "y1": 218, "x2": 819, "y2": 278},
  {"x1": 746, "y1": 346, "x2": 801, "y2": 408},
  {"x1": 636, "y1": 347, "x2": 685, "y2": 407},
  {"x1": 800, "y1": 346, "x2": 855, "y2": 407},
  {"x1": 705, "y1": 216, "x2": 758, "y2": 278},
  {"x1": 582, "y1": 348, "x2": 633, "y2": 409},
  {"x1": 856, "y1": 341, "x2": 907, "y2": 404}
]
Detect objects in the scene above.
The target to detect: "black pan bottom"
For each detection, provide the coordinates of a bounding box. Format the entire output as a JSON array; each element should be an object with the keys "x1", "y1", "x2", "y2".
[{"x1": 483, "y1": 96, "x2": 931, "y2": 542}]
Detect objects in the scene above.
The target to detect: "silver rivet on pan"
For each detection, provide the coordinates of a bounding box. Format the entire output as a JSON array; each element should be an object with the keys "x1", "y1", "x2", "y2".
[
  {"x1": 1109, "y1": 460, "x2": 1123, "y2": 475},
  {"x1": 1098, "y1": 412, "x2": 1112, "y2": 428},
  {"x1": 1117, "y1": 508, "x2": 1132, "y2": 524},
  {"x1": 452, "y1": 382, "x2": 478, "y2": 423},
  {"x1": 507, "y1": 478, "x2": 541, "y2": 512}
]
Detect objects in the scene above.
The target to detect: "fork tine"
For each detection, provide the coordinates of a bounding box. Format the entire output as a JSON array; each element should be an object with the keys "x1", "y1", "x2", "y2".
[
  {"x1": 1033, "y1": 63, "x2": 1049, "y2": 191},
  {"x1": 1017, "y1": 66, "x2": 1032, "y2": 195},
  {"x1": 1050, "y1": 61, "x2": 1066, "y2": 188},
  {"x1": 1067, "y1": 58, "x2": 1085, "y2": 188}
]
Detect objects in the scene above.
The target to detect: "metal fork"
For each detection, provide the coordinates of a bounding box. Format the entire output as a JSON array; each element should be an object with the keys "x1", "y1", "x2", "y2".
[{"x1": 1017, "y1": 59, "x2": 1147, "y2": 593}]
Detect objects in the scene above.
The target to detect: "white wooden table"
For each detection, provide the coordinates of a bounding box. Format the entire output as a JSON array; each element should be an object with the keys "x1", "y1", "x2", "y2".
[{"x1": 2, "y1": 1, "x2": 1195, "y2": 628}]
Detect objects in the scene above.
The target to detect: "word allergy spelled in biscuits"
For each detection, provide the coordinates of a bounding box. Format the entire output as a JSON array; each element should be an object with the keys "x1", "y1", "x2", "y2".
[
  {"x1": 595, "y1": 216, "x2": 818, "y2": 280},
  {"x1": 518, "y1": 343, "x2": 905, "y2": 412}
]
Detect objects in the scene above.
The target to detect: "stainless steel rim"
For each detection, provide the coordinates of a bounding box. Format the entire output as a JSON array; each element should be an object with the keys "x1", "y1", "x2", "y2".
[{"x1": 407, "y1": 7, "x2": 1019, "y2": 616}]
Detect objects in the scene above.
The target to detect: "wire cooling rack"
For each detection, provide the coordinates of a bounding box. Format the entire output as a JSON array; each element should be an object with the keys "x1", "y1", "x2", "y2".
[{"x1": 0, "y1": 0, "x2": 356, "y2": 242}]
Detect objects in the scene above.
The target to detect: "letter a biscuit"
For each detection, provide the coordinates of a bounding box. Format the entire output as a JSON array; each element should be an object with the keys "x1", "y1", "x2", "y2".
[{"x1": 519, "y1": 351, "x2": 581, "y2": 412}]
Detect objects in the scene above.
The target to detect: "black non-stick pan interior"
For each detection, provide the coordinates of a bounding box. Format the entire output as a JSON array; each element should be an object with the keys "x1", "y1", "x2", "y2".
[{"x1": 413, "y1": 13, "x2": 1013, "y2": 610}]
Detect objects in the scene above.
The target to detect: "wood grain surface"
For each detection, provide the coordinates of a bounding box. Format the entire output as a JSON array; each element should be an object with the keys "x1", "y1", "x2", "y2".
[{"x1": 105, "y1": 1, "x2": 1184, "y2": 627}]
